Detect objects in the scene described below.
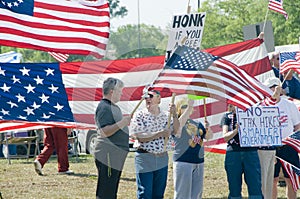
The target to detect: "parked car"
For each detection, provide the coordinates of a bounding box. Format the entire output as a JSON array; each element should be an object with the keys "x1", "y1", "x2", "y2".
[{"x1": 76, "y1": 129, "x2": 136, "y2": 155}]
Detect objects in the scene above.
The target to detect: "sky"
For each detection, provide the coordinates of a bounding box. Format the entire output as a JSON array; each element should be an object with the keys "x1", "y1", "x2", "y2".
[{"x1": 110, "y1": 0, "x2": 201, "y2": 30}]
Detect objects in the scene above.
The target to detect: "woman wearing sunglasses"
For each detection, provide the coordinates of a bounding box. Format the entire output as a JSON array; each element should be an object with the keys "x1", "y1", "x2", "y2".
[{"x1": 172, "y1": 98, "x2": 212, "y2": 199}]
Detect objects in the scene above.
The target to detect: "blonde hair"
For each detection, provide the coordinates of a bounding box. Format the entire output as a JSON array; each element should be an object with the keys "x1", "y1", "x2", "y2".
[{"x1": 175, "y1": 98, "x2": 188, "y2": 118}]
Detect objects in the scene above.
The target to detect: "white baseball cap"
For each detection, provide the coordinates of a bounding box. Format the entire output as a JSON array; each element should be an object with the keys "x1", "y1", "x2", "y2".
[{"x1": 263, "y1": 77, "x2": 281, "y2": 88}]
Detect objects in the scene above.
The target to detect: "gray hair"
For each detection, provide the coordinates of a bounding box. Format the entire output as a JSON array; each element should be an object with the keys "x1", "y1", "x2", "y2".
[{"x1": 102, "y1": 77, "x2": 124, "y2": 95}]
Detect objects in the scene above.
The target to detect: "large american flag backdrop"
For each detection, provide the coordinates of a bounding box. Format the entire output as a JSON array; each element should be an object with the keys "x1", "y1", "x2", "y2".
[
  {"x1": 0, "y1": 0, "x2": 110, "y2": 59},
  {"x1": 0, "y1": 38, "x2": 274, "y2": 153}
]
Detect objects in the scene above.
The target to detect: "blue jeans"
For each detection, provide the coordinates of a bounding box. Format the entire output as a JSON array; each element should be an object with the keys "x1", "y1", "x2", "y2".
[
  {"x1": 135, "y1": 152, "x2": 168, "y2": 199},
  {"x1": 225, "y1": 150, "x2": 263, "y2": 199}
]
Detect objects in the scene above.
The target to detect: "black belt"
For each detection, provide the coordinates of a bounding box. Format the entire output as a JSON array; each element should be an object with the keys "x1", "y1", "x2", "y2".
[
  {"x1": 136, "y1": 148, "x2": 167, "y2": 157},
  {"x1": 259, "y1": 146, "x2": 276, "y2": 150}
]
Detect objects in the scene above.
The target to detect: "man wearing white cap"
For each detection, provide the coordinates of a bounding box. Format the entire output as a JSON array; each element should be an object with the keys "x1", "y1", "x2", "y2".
[{"x1": 260, "y1": 77, "x2": 300, "y2": 199}]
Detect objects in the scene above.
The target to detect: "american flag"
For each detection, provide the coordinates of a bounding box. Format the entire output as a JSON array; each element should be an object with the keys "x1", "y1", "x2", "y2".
[
  {"x1": 268, "y1": 0, "x2": 288, "y2": 20},
  {"x1": 152, "y1": 45, "x2": 272, "y2": 111},
  {"x1": 0, "y1": 62, "x2": 85, "y2": 132},
  {"x1": 279, "y1": 51, "x2": 300, "y2": 74},
  {"x1": 0, "y1": 38, "x2": 273, "y2": 147},
  {"x1": 279, "y1": 158, "x2": 300, "y2": 191},
  {"x1": 0, "y1": 0, "x2": 110, "y2": 59},
  {"x1": 282, "y1": 131, "x2": 300, "y2": 153},
  {"x1": 48, "y1": 52, "x2": 69, "y2": 63}
]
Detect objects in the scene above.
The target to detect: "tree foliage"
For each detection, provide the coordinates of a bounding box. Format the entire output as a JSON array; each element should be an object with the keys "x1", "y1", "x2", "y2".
[
  {"x1": 108, "y1": 0, "x2": 128, "y2": 18},
  {"x1": 199, "y1": 0, "x2": 300, "y2": 49},
  {"x1": 107, "y1": 24, "x2": 168, "y2": 59}
]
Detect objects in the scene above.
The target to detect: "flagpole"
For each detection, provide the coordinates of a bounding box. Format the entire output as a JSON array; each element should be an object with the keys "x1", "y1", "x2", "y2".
[
  {"x1": 281, "y1": 69, "x2": 291, "y2": 86},
  {"x1": 187, "y1": 0, "x2": 191, "y2": 13},
  {"x1": 203, "y1": 98, "x2": 207, "y2": 120},
  {"x1": 276, "y1": 156, "x2": 300, "y2": 172},
  {"x1": 130, "y1": 97, "x2": 145, "y2": 116},
  {"x1": 164, "y1": 93, "x2": 176, "y2": 151},
  {"x1": 262, "y1": 7, "x2": 269, "y2": 33}
]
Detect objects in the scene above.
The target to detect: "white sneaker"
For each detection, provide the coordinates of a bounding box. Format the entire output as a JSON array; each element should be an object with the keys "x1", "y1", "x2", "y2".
[
  {"x1": 33, "y1": 160, "x2": 43, "y2": 176},
  {"x1": 58, "y1": 170, "x2": 74, "y2": 175}
]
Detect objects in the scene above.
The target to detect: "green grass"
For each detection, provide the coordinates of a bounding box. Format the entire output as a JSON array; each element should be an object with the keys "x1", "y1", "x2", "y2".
[{"x1": 0, "y1": 152, "x2": 289, "y2": 198}]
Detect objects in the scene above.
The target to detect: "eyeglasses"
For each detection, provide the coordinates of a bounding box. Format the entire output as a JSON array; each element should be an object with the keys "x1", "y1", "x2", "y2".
[{"x1": 181, "y1": 104, "x2": 188, "y2": 109}]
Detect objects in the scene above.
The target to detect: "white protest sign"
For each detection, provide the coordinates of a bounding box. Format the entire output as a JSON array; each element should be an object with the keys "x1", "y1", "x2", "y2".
[
  {"x1": 237, "y1": 105, "x2": 282, "y2": 147},
  {"x1": 164, "y1": 12, "x2": 206, "y2": 63}
]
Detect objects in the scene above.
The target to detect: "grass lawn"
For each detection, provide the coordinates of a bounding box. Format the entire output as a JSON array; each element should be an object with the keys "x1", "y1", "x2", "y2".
[{"x1": 0, "y1": 152, "x2": 289, "y2": 198}]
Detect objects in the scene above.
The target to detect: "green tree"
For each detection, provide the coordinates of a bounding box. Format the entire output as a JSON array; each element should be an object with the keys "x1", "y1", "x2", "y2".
[
  {"x1": 199, "y1": 0, "x2": 300, "y2": 49},
  {"x1": 270, "y1": 1, "x2": 300, "y2": 45},
  {"x1": 107, "y1": 24, "x2": 168, "y2": 59},
  {"x1": 108, "y1": 0, "x2": 128, "y2": 18}
]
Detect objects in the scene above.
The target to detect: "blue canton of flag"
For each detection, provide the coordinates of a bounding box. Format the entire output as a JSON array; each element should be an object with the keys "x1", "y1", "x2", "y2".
[
  {"x1": 293, "y1": 166, "x2": 300, "y2": 176},
  {"x1": 165, "y1": 45, "x2": 219, "y2": 71},
  {"x1": 280, "y1": 52, "x2": 298, "y2": 62},
  {"x1": 290, "y1": 131, "x2": 300, "y2": 140},
  {"x1": 0, "y1": 0, "x2": 34, "y2": 15},
  {"x1": 0, "y1": 63, "x2": 74, "y2": 122}
]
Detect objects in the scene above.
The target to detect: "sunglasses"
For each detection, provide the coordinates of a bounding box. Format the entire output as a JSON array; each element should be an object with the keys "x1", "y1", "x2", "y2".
[
  {"x1": 145, "y1": 93, "x2": 157, "y2": 99},
  {"x1": 148, "y1": 94, "x2": 154, "y2": 98},
  {"x1": 181, "y1": 104, "x2": 188, "y2": 109}
]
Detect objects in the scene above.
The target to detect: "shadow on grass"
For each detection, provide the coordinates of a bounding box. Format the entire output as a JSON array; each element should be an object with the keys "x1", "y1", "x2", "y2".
[
  {"x1": 120, "y1": 177, "x2": 135, "y2": 182},
  {"x1": 70, "y1": 173, "x2": 97, "y2": 178},
  {"x1": 67, "y1": 174, "x2": 135, "y2": 183}
]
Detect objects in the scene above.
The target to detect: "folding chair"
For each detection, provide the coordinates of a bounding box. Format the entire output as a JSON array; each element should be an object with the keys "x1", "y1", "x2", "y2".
[
  {"x1": 0, "y1": 131, "x2": 39, "y2": 164},
  {"x1": 68, "y1": 130, "x2": 79, "y2": 162}
]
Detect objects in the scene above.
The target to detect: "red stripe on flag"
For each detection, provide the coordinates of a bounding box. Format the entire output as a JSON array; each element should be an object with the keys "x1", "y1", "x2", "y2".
[{"x1": 0, "y1": 0, "x2": 110, "y2": 58}]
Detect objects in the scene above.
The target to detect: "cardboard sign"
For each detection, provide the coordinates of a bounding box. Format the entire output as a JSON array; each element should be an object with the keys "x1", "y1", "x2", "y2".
[
  {"x1": 164, "y1": 12, "x2": 206, "y2": 63},
  {"x1": 237, "y1": 106, "x2": 282, "y2": 147}
]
